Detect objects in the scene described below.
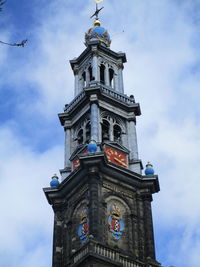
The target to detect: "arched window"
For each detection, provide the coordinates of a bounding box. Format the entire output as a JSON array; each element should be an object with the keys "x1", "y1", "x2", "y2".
[
  {"x1": 75, "y1": 118, "x2": 91, "y2": 146},
  {"x1": 100, "y1": 64, "x2": 105, "y2": 84},
  {"x1": 101, "y1": 112, "x2": 126, "y2": 144},
  {"x1": 88, "y1": 65, "x2": 93, "y2": 82},
  {"x1": 114, "y1": 124, "x2": 122, "y2": 143},
  {"x1": 109, "y1": 68, "x2": 114, "y2": 88},
  {"x1": 102, "y1": 119, "x2": 110, "y2": 141},
  {"x1": 82, "y1": 71, "x2": 86, "y2": 87},
  {"x1": 85, "y1": 121, "x2": 91, "y2": 144},
  {"x1": 77, "y1": 129, "x2": 84, "y2": 144}
]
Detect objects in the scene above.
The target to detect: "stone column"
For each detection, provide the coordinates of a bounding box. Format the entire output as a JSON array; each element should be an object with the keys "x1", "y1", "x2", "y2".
[
  {"x1": 74, "y1": 66, "x2": 79, "y2": 97},
  {"x1": 78, "y1": 74, "x2": 83, "y2": 93},
  {"x1": 105, "y1": 63, "x2": 110, "y2": 86},
  {"x1": 136, "y1": 194, "x2": 145, "y2": 261},
  {"x1": 142, "y1": 193, "x2": 156, "y2": 260},
  {"x1": 128, "y1": 119, "x2": 142, "y2": 174},
  {"x1": 88, "y1": 166, "x2": 101, "y2": 241},
  {"x1": 118, "y1": 63, "x2": 124, "y2": 93},
  {"x1": 110, "y1": 120, "x2": 114, "y2": 141},
  {"x1": 86, "y1": 68, "x2": 90, "y2": 86},
  {"x1": 114, "y1": 67, "x2": 119, "y2": 91},
  {"x1": 52, "y1": 209, "x2": 64, "y2": 267},
  {"x1": 90, "y1": 94, "x2": 100, "y2": 142},
  {"x1": 128, "y1": 119, "x2": 139, "y2": 160},
  {"x1": 64, "y1": 123, "x2": 71, "y2": 170},
  {"x1": 92, "y1": 47, "x2": 99, "y2": 81}
]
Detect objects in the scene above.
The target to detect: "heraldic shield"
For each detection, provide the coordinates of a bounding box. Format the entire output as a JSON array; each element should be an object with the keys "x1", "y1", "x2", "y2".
[
  {"x1": 108, "y1": 204, "x2": 124, "y2": 240},
  {"x1": 78, "y1": 208, "x2": 89, "y2": 242}
]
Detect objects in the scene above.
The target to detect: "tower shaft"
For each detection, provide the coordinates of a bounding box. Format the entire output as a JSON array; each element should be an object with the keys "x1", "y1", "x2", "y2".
[{"x1": 44, "y1": 12, "x2": 161, "y2": 267}]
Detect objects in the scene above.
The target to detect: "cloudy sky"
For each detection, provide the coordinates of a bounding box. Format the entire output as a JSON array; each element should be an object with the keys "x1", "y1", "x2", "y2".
[{"x1": 0, "y1": 0, "x2": 200, "y2": 266}]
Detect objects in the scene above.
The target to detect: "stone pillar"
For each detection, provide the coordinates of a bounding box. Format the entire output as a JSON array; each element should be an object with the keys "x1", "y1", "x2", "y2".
[
  {"x1": 86, "y1": 68, "x2": 90, "y2": 86},
  {"x1": 136, "y1": 194, "x2": 145, "y2": 261},
  {"x1": 64, "y1": 123, "x2": 71, "y2": 170},
  {"x1": 52, "y1": 209, "x2": 63, "y2": 267},
  {"x1": 90, "y1": 94, "x2": 100, "y2": 142},
  {"x1": 128, "y1": 119, "x2": 139, "y2": 160},
  {"x1": 142, "y1": 193, "x2": 156, "y2": 260},
  {"x1": 118, "y1": 63, "x2": 124, "y2": 93},
  {"x1": 78, "y1": 74, "x2": 83, "y2": 92},
  {"x1": 74, "y1": 66, "x2": 79, "y2": 96},
  {"x1": 131, "y1": 214, "x2": 139, "y2": 259},
  {"x1": 110, "y1": 121, "x2": 114, "y2": 142},
  {"x1": 92, "y1": 48, "x2": 99, "y2": 81},
  {"x1": 88, "y1": 166, "x2": 101, "y2": 241},
  {"x1": 128, "y1": 119, "x2": 142, "y2": 174},
  {"x1": 114, "y1": 67, "x2": 119, "y2": 91},
  {"x1": 105, "y1": 63, "x2": 110, "y2": 86}
]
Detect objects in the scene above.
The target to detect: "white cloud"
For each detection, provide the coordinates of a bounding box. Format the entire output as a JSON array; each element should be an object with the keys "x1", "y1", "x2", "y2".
[{"x1": 0, "y1": 126, "x2": 63, "y2": 266}]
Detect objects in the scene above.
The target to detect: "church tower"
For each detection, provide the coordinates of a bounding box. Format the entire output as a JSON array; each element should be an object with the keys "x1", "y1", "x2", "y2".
[{"x1": 44, "y1": 4, "x2": 161, "y2": 267}]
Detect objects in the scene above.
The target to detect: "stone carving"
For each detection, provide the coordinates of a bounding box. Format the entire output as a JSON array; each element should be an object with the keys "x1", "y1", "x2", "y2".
[
  {"x1": 77, "y1": 208, "x2": 89, "y2": 243},
  {"x1": 108, "y1": 204, "x2": 124, "y2": 240}
]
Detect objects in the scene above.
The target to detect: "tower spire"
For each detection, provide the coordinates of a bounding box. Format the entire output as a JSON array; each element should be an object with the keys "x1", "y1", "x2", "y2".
[
  {"x1": 44, "y1": 2, "x2": 162, "y2": 267},
  {"x1": 90, "y1": 2, "x2": 104, "y2": 20}
]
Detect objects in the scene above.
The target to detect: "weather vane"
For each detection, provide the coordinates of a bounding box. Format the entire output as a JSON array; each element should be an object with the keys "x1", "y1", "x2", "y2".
[{"x1": 90, "y1": 0, "x2": 104, "y2": 20}]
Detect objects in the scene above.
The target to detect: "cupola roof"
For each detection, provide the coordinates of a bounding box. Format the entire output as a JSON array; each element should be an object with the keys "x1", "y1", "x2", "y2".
[{"x1": 85, "y1": 19, "x2": 111, "y2": 47}]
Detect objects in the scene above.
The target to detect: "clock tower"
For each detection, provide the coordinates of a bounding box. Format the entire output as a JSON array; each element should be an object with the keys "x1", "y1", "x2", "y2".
[{"x1": 44, "y1": 5, "x2": 161, "y2": 267}]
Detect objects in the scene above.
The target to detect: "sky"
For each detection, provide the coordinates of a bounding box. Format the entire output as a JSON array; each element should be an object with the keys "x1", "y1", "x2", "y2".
[{"x1": 0, "y1": 0, "x2": 200, "y2": 266}]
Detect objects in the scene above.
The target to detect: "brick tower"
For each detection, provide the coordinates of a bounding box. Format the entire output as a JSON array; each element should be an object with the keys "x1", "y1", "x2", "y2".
[{"x1": 44, "y1": 4, "x2": 161, "y2": 267}]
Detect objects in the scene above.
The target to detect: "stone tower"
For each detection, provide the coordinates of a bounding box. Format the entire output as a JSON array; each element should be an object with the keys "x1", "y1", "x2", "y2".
[{"x1": 44, "y1": 6, "x2": 161, "y2": 267}]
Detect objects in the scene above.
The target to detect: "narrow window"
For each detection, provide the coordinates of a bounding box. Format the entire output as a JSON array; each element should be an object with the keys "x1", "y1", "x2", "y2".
[
  {"x1": 82, "y1": 71, "x2": 86, "y2": 87},
  {"x1": 85, "y1": 121, "x2": 91, "y2": 143},
  {"x1": 88, "y1": 66, "x2": 93, "y2": 81},
  {"x1": 77, "y1": 129, "x2": 83, "y2": 144},
  {"x1": 109, "y1": 68, "x2": 114, "y2": 88},
  {"x1": 102, "y1": 119, "x2": 110, "y2": 141},
  {"x1": 100, "y1": 64, "x2": 105, "y2": 84},
  {"x1": 114, "y1": 124, "x2": 122, "y2": 143}
]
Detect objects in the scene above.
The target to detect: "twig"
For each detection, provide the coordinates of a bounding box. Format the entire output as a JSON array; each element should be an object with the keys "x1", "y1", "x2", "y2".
[{"x1": 0, "y1": 39, "x2": 28, "y2": 47}]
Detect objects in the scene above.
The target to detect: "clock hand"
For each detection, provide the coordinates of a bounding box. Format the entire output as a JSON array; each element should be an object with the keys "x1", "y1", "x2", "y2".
[{"x1": 114, "y1": 157, "x2": 127, "y2": 167}]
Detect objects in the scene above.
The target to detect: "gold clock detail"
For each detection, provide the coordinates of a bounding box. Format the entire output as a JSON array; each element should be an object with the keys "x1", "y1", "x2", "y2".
[{"x1": 105, "y1": 146, "x2": 127, "y2": 168}]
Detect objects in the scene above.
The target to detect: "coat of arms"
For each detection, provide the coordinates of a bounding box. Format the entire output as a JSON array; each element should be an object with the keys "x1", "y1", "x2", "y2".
[
  {"x1": 108, "y1": 204, "x2": 124, "y2": 240},
  {"x1": 78, "y1": 208, "x2": 89, "y2": 242}
]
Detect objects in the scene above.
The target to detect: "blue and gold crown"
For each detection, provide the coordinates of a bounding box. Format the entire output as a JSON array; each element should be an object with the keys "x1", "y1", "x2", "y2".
[{"x1": 85, "y1": 19, "x2": 111, "y2": 47}]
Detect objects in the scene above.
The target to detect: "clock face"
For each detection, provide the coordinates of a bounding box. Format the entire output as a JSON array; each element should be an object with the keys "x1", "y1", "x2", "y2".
[
  {"x1": 105, "y1": 146, "x2": 127, "y2": 168},
  {"x1": 72, "y1": 148, "x2": 88, "y2": 170},
  {"x1": 73, "y1": 158, "x2": 80, "y2": 169}
]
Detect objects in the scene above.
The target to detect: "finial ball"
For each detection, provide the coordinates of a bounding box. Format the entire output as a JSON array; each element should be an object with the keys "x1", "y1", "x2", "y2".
[
  {"x1": 87, "y1": 140, "x2": 98, "y2": 153},
  {"x1": 145, "y1": 162, "x2": 155, "y2": 176},
  {"x1": 50, "y1": 174, "x2": 60, "y2": 188},
  {"x1": 94, "y1": 19, "x2": 101, "y2": 27}
]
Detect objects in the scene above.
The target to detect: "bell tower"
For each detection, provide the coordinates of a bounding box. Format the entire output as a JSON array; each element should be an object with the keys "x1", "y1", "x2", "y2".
[{"x1": 44, "y1": 3, "x2": 161, "y2": 267}]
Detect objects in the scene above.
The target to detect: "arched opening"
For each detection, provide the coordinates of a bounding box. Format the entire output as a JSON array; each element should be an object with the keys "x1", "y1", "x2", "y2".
[
  {"x1": 100, "y1": 64, "x2": 105, "y2": 84},
  {"x1": 102, "y1": 119, "x2": 110, "y2": 141},
  {"x1": 82, "y1": 71, "x2": 86, "y2": 87},
  {"x1": 109, "y1": 68, "x2": 114, "y2": 88},
  {"x1": 88, "y1": 66, "x2": 93, "y2": 82},
  {"x1": 85, "y1": 121, "x2": 91, "y2": 144},
  {"x1": 77, "y1": 129, "x2": 83, "y2": 144},
  {"x1": 114, "y1": 124, "x2": 122, "y2": 143}
]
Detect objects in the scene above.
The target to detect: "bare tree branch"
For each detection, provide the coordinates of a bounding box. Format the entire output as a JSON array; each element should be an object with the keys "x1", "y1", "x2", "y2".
[
  {"x1": 0, "y1": 39, "x2": 28, "y2": 47},
  {"x1": 0, "y1": 0, "x2": 6, "y2": 12},
  {"x1": 0, "y1": 1, "x2": 28, "y2": 47}
]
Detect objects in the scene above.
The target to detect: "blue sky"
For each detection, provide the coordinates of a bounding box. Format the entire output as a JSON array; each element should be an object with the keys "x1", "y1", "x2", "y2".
[{"x1": 1, "y1": 0, "x2": 200, "y2": 266}]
